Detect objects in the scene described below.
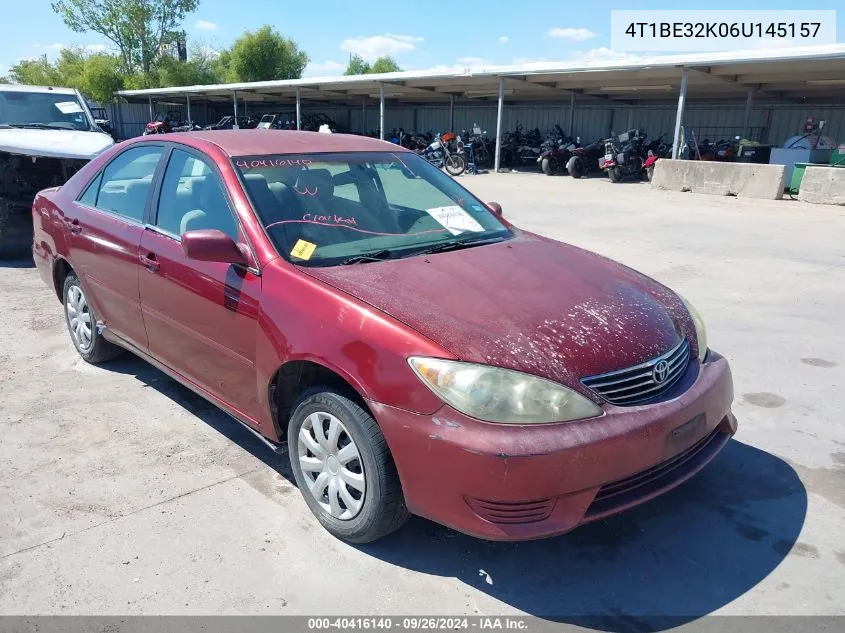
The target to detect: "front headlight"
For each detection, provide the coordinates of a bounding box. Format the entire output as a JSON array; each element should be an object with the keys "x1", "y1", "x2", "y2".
[
  {"x1": 680, "y1": 295, "x2": 708, "y2": 361},
  {"x1": 408, "y1": 357, "x2": 603, "y2": 424}
]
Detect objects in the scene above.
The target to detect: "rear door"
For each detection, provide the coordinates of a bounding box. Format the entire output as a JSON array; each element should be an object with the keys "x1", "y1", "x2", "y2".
[
  {"x1": 68, "y1": 144, "x2": 165, "y2": 351},
  {"x1": 138, "y1": 146, "x2": 262, "y2": 421}
]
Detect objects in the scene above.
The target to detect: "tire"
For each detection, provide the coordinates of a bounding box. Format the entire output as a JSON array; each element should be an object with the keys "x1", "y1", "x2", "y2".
[
  {"x1": 608, "y1": 167, "x2": 622, "y2": 183},
  {"x1": 288, "y1": 387, "x2": 409, "y2": 543},
  {"x1": 444, "y1": 154, "x2": 466, "y2": 176},
  {"x1": 0, "y1": 199, "x2": 33, "y2": 261},
  {"x1": 567, "y1": 156, "x2": 584, "y2": 179},
  {"x1": 63, "y1": 271, "x2": 123, "y2": 364},
  {"x1": 646, "y1": 165, "x2": 655, "y2": 181},
  {"x1": 541, "y1": 157, "x2": 558, "y2": 176}
]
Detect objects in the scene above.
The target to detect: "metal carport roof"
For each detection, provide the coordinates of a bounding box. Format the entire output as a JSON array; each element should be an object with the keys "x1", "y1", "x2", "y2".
[{"x1": 117, "y1": 44, "x2": 845, "y2": 107}]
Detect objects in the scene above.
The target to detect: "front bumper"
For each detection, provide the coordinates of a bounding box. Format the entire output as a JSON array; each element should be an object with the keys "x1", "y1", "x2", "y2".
[{"x1": 370, "y1": 351, "x2": 736, "y2": 541}]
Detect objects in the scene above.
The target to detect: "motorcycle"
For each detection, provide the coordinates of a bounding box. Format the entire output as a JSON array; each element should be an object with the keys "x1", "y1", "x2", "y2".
[
  {"x1": 538, "y1": 125, "x2": 576, "y2": 175},
  {"x1": 459, "y1": 124, "x2": 494, "y2": 167},
  {"x1": 566, "y1": 137, "x2": 605, "y2": 179},
  {"x1": 642, "y1": 134, "x2": 672, "y2": 181},
  {"x1": 417, "y1": 132, "x2": 466, "y2": 176},
  {"x1": 599, "y1": 129, "x2": 648, "y2": 183},
  {"x1": 171, "y1": 120, "x2": 202, "y2": 133}
]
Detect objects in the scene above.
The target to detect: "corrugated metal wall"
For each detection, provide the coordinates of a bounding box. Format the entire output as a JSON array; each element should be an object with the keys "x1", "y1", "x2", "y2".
[{"x1": 109, "y1": 100, "x2": 845, "y2": 147}]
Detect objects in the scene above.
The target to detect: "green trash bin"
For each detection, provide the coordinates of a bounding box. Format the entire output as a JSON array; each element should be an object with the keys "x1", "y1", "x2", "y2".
[
  {"x1": 790, "y1": 163, "x2": 811, "y2": 195},
  {"x1": 830, "y1": 146, "x2": 845, "y2": 167}
]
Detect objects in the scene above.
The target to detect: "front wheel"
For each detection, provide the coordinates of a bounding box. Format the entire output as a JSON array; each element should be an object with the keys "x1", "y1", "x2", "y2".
[
  {"x1": 63, "y1": 271, "x2": 122, "y2": 363},
  {"x1": 288, "y1": 387, "x2": 409, "y2": 543},
  {"x1": 444, "y1": 154, "x2": 467, "y2": 176},
  {"x1": 541, "y1": 157, "x2": 558, "y2": 176}
]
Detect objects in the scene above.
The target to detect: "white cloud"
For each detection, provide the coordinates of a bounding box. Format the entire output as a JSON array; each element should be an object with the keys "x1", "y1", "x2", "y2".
[
  {"x1": 498, "y1": 36, "x2": 509, "y2": 44},
  {"x1": 569, "y1": 47, "x2": 643, "y2": 65},
  {"x1": 456, "y1": 56, "x2": 488, "y2": 66},
  {"x1": 413, "y1": 63, "x2": 467, "y2": 74},
  {"x1": 340, "y1": 34, "x2": 423, "y2": 61},
  {"x1": 511, "y1": 56, "x2": 549, "y2": 65},
  {"x1": 195, "y1": 20, "x2": 218, "y2": 32},
  {"x1": 34, "y1": 43, "x2": 65, "y2": 50},
  {"x1": 548, "y1": 27, "x2": 595, "y2": 41},
  {"x1": 84, "y1": 43, "x2": 108, "y2": 53},
  {"x1": 303, "y1": 60, "x2": 345, "y2": 77}
]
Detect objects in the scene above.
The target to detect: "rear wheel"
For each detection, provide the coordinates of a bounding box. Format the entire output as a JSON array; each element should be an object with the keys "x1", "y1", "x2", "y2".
[
  {"x1": 541, "y1": 157, "x2": 558, "y2": 176},
  {"x1": 444, "y1": 154, "x2": 466, "y2": 176},
  {"x1": 567, "y1": 156, "x2": 584, "y2": 179},
  {"x1": 288, "y1": 387, "x2": 409, "y2": 543},
  {"x1": 608, "y1": 167, "x2": 622, "y2": 183},
  {"x1": 63, "y1": 271, "x2": 122, "y2": 364}
]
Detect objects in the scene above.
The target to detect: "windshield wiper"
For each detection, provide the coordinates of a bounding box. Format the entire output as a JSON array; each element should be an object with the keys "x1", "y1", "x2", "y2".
[
  {"x1": 8, "y1": 123, "x2": 70, "y2": 130},
  {"x1": 413, "y1": 236, "x2": 505, "y2": 257},
  {"x1": 341, "y1": 249, "x2": 394, "y2": 265}
]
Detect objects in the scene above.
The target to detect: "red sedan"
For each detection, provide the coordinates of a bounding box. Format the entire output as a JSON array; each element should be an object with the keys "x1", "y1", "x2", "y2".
[{"x1": 32, "y1": 130, "x2": 737, "y2": 543}]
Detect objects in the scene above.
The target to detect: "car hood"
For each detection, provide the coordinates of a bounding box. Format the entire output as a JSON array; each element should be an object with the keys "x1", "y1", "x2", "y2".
[
  {"x1": 302, "y1": 232, "x2": 696, "y2": 390},
  {"x1": 0, "y1": 128, "x2": 114, "y2": 160}
]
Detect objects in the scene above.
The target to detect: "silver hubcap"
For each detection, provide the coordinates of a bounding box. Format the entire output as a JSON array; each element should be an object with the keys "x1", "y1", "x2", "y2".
[
  {"x1": 297, "y1": 412, "x2": 365, "y2": 520},
  {"x1": 66, "y1": 284, "x2": 93, "y2": 352}
]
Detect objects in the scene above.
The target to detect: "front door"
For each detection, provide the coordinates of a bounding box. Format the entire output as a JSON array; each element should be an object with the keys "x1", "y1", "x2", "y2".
[
  {"x1": 68, "y1": 144, "x2": 165, "y2": 350},
  {"x1": 138, "y1": 147, "x2": 262, "y2": 423}
]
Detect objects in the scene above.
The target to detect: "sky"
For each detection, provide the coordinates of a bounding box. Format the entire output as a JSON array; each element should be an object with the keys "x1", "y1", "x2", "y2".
[{"x1": 0, "y1": 0, "x2": 842, "y2": 76}]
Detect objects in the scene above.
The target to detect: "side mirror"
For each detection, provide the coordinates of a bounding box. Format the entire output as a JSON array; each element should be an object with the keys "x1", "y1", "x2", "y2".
[
  {"x1": 182, "y1": 229, "x2": 249, "y2": 266},
  {"x1": 486, "y1": 201, "x2": 503, "y2": 216}
]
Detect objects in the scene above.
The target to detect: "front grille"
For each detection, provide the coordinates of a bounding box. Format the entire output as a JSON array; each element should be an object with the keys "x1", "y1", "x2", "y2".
[
  {"x1": 465, "y1": 496, "x2": 555, "y2": 525},
  {"x1": 581, "y1": 339, "x2": 691, "y2": 406}
]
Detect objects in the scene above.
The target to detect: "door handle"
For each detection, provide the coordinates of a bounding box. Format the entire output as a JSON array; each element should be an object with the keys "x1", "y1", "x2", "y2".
[
  {"x1": 139, "y1": 252, "x2": 159, "y2": 272},
  {"x1": 67, "y1": 218, "x2": 81, "y2": 234}
]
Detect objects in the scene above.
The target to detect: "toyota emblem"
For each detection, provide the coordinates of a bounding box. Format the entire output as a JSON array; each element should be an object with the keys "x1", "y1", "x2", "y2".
[{"x1": 652, "y1": 360, "x2": 670, "y2": 384}]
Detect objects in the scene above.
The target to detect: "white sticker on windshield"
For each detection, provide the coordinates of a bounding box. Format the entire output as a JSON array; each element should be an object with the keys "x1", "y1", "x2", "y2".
[
  {"x1": 424, "y1": 205, "x2": 484, "y2": 236},
  {"x1": 55, "y1": 101, "x2": 84, "y2": 114}
]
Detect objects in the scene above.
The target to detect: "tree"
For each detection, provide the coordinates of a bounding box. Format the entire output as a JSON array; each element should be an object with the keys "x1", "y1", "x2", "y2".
[
  {"x1": 155, "y1": 43, "x2": 225, "y2": 87},
  {"x1": 227, "y1": 26, "x2": 308, "y2": 82},
  {"x1": 51, "y1": 0, "x2": 200, "y2": 75},
  {"x1": 5, "y1": 49, "x2": 124, "y2": 104},
  {"x1": 78, "y1": 54, "x2": 124, "y2": 103},
  {"x1": 6, "y1": 55, "x2": 62, "y2": 86},
  {"x1": 369, "y1": 56, "x2": 402, "y2": 74},
  {"x1": 344, "y1": 53, "x2": 370, "y2": 75},
  {"x1": 344, "y1": 54, "x2": 402, "y2": 76}
]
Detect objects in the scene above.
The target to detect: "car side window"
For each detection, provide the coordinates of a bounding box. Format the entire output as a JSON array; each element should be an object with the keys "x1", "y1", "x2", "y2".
[
  {"x1": 95, "y1": 146, "x2": 163, "y2": 222},
  {"x1": 156, "y1": 149, "x2": 238, "y2": 240},
  {"x1": 78, "y1": 172, "x2": 102, "y2": 207}
]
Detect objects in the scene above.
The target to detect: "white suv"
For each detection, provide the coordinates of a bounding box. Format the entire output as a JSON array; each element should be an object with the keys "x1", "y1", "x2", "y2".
[{"x1": 0, "y1": 84, "x2": 114, "y2": 258}]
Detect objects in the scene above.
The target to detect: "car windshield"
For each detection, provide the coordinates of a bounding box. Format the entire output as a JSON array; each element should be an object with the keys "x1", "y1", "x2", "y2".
[
  {"x1": 0, "y1": 90, "x2": 92, "y2": 131},
  {"x1": 234, "y1": 151, "x2": 511, "y2": 266}
]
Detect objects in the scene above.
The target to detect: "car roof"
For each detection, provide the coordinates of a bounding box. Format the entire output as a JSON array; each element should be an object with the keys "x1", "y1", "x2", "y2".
[
  {"x1": 157, "y1": 129, "x2": 408, "y2": 157},
  {"x1": 0, "y1": 84, "x2": 79, "y2": 95}
]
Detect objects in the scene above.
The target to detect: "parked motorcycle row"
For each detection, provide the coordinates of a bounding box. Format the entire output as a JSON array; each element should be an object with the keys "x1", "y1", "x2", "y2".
[
  {"x1": 376, "y1": 124, "x2": 675, "y2": 182},
  {"x1": 142, "y1": 111, "x2": 343, "y2": 135},
  {"x1": 140, "y1": 110, "x2": 681, "y2": 182}
]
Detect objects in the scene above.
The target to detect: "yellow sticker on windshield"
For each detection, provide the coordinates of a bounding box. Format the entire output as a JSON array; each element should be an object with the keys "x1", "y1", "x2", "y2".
[{"x1": 290, "y1": 239, "x2": 317, "y2": 260}]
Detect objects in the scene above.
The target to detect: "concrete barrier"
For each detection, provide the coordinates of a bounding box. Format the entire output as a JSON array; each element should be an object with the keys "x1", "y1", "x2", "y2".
[
  {"x1": 798, "y1": 166, "x2": 845, "y2": 206},
  {"x1": 651, "y1": 159, "x2": 787, "y2": 200}
]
